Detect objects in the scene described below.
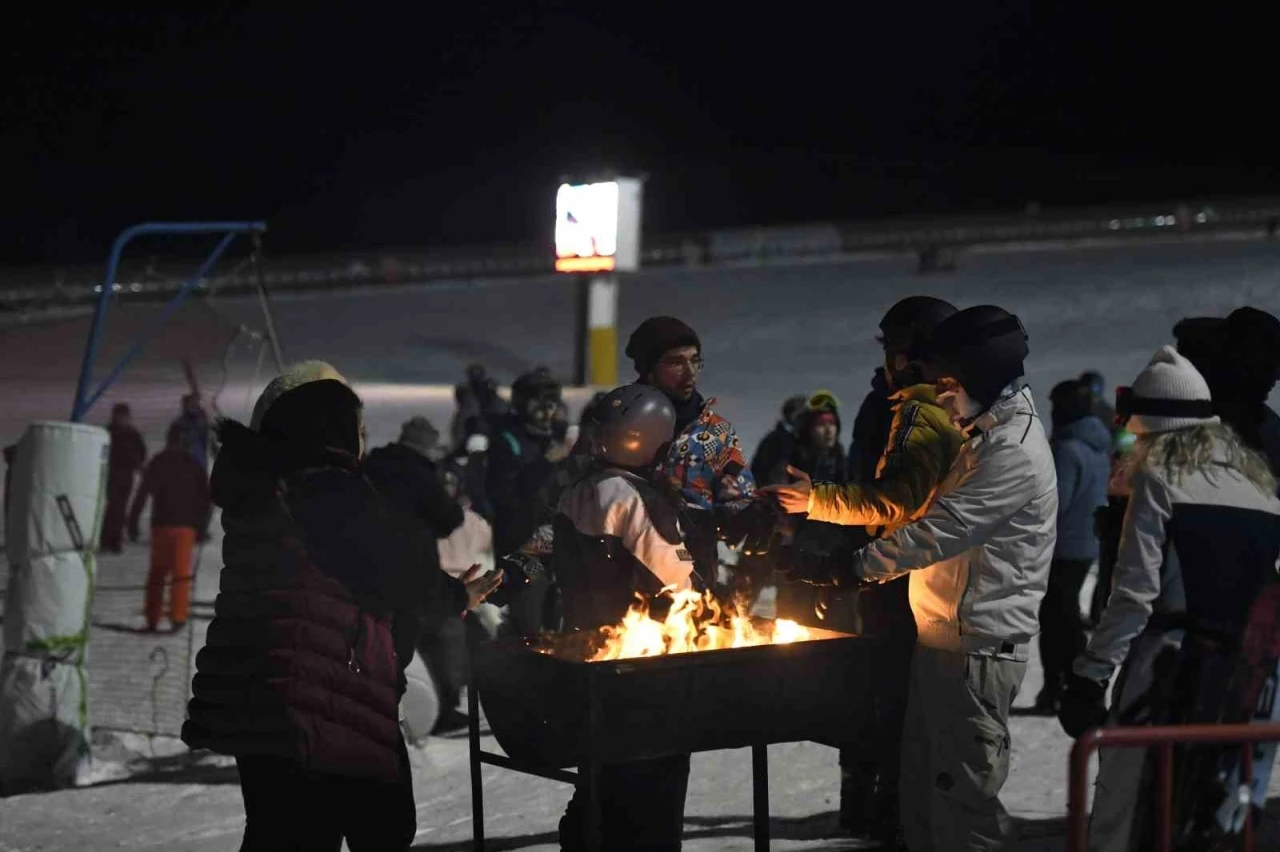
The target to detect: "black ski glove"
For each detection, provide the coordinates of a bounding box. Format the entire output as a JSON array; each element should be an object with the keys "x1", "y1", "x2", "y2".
[{"x1": 1058, "y1": 672, "x2": 1108, "y2": 738}]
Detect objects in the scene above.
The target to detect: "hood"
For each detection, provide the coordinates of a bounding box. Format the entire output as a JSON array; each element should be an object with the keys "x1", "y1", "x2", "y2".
[
  {"x1": 210, "y1": 418, "x2": 361, "y2": 513},
  {"x1": 1055, "y1": 414, "x2": 1111, "y2": 453}
]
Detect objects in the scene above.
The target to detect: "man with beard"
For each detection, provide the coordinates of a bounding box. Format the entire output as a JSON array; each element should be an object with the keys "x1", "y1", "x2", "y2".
[{"x1": 624, "y1": 316, "x2": 756, "y2": 580}]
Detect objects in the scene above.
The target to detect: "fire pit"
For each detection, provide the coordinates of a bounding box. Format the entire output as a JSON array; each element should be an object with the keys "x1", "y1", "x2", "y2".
[{"x1": 466, "y1": 589, "x2": 877, "y2": 851}]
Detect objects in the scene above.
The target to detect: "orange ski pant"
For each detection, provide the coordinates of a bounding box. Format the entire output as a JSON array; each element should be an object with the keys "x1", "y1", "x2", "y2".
[{"x1": 145, "y1": 526, "x2": 196, "y2": 628}]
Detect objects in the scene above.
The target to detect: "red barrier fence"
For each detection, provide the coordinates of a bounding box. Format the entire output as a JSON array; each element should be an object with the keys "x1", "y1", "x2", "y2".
[{"x1": 1067, "y1": 722, "x2": 1280, "y2": 852}]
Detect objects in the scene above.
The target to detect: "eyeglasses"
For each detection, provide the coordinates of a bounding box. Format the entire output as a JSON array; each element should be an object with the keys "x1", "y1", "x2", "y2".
[{"x1": 657, "y1": 356, "x2": 705, "y2": 374}]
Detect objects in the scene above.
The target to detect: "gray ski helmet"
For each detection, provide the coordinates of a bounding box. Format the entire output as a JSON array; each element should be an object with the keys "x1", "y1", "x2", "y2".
[{"x1": 590, "y1": 384, "x2": 677, "y2": 468}]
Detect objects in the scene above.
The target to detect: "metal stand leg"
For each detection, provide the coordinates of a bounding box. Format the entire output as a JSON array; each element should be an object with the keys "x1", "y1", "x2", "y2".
[
  {"x1": 752, "y1": 743, "x2": 770, "y2": 852},
  {"x1": 468, "y1": 647, "x2": 485, "y2": 852},
  {"x1": 584, "y1": 675, "x2": 603, "y2": 852}
]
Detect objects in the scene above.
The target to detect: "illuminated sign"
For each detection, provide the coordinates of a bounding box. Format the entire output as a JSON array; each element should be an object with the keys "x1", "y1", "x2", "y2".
[{"x1": 554, "y1": 178, "x2": 642, "y2": 273}]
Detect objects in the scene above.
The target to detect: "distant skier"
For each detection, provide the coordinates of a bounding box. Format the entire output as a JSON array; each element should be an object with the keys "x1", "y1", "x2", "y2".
[
  {"x1": 102, "y1": 402, "x2": 147, "y2": 553},
  {"x1": 750, "y1": 394, "x2": 807, "y2": 485},
  {"x1": 127, "y1": 423, "x2": 211, "y2": 631},
  {"x1": 174, "y1": 392, "x2": 211, "y2": 472}
]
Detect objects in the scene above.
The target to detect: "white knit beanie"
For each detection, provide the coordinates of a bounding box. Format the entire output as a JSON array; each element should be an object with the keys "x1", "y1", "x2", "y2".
[
  {"x1": 249, "y1": 360, "x2": 350, "y2": 431},
  {"x1": 1125, "y1": 345, "x2": 1219, "y2": 435}
]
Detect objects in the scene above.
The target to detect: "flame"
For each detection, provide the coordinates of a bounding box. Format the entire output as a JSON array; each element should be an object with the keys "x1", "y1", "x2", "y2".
[{"x1": 588, "y1": 586, "x2": 812, "y2": 662}]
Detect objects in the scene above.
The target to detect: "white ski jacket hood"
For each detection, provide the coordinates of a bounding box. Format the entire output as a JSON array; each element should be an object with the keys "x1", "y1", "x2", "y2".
[{"x1": 854, "y1": 386, "x2": 1058, "y2": 653}]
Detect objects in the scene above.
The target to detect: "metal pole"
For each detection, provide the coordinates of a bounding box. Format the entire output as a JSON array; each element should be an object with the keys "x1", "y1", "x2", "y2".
[
  {"x1": 76, "y1": 232, "x2": 238, "y2": 419},
  {"x1": 1066, "y1": 732, "x2": 1099, "y2": 852},
  {"x1": 72, "y1": 228, "x2": 133, "y2": 421},
  {"x1": 1155, "y1": 742, "x2": 1173, "y2": 852},
  {"x1": 572, "y1": 275, "x2": 589, "y2": 386},
  {"x1": 584, "y1": 671, "x2": 603, "y2": 852},
  {"x1": 752, "y1": 743, "x2": 770, "y2": 852},
  {"x1": 467, "y1": 642, "x2": 485, "y2": 852},
  {"x1": 70, "y1": 221, "x2": 267, "y2": 422},
  {"x1": 250, "y1": 233, "x2": 285, "y2": 372}
]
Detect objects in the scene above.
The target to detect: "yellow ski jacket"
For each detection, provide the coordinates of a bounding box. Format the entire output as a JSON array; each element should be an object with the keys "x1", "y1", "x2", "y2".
[{"x1": 806, "y1": 383, "x2": 965, "y2": 533}]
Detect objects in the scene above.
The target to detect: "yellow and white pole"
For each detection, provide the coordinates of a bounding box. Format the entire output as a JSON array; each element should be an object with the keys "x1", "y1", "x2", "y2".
[{"x1": 586, "y1": 275, "x2": 618, "y2": 387}]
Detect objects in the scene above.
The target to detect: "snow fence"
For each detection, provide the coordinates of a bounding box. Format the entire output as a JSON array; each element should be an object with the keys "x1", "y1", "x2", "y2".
[{"x1": 0, "y1": 422, "x2": 108, "y2": 793}]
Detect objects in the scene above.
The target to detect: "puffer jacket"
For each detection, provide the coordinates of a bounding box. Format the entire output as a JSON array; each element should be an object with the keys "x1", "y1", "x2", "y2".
[
  {"x1": 1076, "y1": 440, "x2": 1280, "y2": 683},
  {"x1": 181, "y1": 424, "x2": 410, "y2": 782},
  {"x1": 655, "y1": 395, "x2": 755, "y2": 514},
  {"x1": 808, "y1": 384, "x2": 965, "y2": 534},
  {"x1": 1052, "y1": 415, "x2": 1111, "y2": 561},
  {"x1": 853, "y1": 387, "x2": 1058, "y2": 653}
]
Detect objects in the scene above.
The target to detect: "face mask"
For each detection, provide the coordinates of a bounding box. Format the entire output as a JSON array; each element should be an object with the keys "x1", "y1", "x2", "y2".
[{"x1": 937, "y1": 383, "x2": 983, "y2": 426}]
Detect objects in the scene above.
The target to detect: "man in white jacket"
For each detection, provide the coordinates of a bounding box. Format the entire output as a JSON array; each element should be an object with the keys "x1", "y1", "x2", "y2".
[{"x1": 815, "y1": 305, "x2": 1057, "y2": 852}]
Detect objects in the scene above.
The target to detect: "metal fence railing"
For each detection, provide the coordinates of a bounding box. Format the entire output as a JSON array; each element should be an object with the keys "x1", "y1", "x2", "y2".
[{"x1": 1067, "y1": 722, "x2": 1280, "y2": 852}]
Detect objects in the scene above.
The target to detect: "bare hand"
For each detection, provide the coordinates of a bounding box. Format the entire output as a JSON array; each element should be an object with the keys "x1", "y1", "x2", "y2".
[
  {"x1": 545, "y1": 442, "x2": 570, "y2": 463},
  {"x1": 756, "y1": 466, "x2": 813, "y2": 514},
  {"x1": 460, "y1": 563, "x2": 503, "y2": 611}
]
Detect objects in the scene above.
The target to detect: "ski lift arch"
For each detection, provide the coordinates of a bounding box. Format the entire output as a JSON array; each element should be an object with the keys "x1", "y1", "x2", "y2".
[{"x1": 70, "y1": 221, "x2": 285, "y2": 423}]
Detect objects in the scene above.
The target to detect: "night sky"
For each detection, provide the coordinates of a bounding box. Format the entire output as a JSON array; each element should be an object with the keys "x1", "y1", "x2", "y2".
[{"x1": 5, "y1": 5, "x2": 1275, "y2": 265}]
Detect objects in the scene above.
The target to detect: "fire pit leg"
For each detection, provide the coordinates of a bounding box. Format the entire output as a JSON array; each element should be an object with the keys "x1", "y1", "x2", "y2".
[
  {"x1": 752, "y1": 743, "x2": 770, "y2": 852},
  {"x1": 583, "y1": 673, "x2": 604, "y2": 852},
  {"x1": 468, "y1": 648, "x2": 485, "y2": 851}
]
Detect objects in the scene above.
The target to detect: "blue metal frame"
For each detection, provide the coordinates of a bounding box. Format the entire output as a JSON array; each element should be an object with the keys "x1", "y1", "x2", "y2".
[{"x1": 70, "y1": 221, "x2": 267, "y2": 422}]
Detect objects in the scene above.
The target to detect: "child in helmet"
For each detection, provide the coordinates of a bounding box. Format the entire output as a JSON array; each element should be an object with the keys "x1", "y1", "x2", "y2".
[{"x1": 552, "y1": 383, "x2": 696, "y2": 852}]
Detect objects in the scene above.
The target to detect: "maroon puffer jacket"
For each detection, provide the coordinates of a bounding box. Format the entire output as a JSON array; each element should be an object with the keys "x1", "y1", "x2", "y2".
[{"x1": 181, "y1": 428, "x2": 405, "y2": 782}]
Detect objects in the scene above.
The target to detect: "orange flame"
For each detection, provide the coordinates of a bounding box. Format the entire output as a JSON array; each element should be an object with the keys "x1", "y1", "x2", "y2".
[{"x1": 589, "y1": 586, "x2": 812, "y2": 662}]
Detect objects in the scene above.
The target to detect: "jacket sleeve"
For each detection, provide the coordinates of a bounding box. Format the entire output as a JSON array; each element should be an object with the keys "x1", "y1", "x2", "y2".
[
  {"x1": 606, "y1": 483, "x2": 696, "y2": 591},
  {"x1": 1074, "y1": 469, "x2": 1170, "y2": 683},
  {"x1": 1053, "y1": 440, "x2": 1081, "y2": 528},
  {"x1": 852, "y1": 440, "x2": 1040, "y2": 582},
  {"x1": 711, "y1": 423, "x2": 756, "y2": 510},
  {"x1": 807, "y1": 404, "x2": 947, "y2": 528}
]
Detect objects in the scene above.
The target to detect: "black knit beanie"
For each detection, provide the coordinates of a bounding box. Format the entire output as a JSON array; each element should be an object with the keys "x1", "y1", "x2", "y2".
[{"x1": 625, "y1": 316, "x2": 702, "y2": 376}]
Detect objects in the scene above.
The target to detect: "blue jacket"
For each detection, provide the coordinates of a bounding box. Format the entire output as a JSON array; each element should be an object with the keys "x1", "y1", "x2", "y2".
[{"x1": 1052, "y1": 415, "x2": 1111, "y2": 561}]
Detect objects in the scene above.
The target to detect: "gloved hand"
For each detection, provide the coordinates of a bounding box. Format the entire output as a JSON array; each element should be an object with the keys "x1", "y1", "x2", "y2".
[{"x1": 1058, "y1": 672, "x2": 1109, "y2": 738}]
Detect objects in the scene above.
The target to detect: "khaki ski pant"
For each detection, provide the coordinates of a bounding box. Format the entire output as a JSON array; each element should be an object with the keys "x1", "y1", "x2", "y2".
[{"x1": 900, "y1": 646, "x2": 1026, "y2": 852}]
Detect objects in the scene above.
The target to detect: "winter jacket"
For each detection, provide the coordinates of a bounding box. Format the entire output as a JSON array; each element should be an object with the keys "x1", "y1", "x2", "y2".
[
  {"x1": 653, "y1": 394, "x2": 755, "y2": 573},
  {"x1": 807, "y1": 384, "x2": 965, "y2": 534},
  {"x1": 853, "y1": 387, "x2": 1058, "y2": 653},
  {"x1": 751, "y1": 422, "x2": 797, "y2": 486},
  {"x1": 849, "y1": 368, "x2": 893, "y2": 484},
  {"x1": 127, "y1": 447, "x2": 212, "y2": 536},
  {"x1": 656, "y1": 394, "x2": 755, "y2": 514},
  {"x1": 363, "y1": 441, "x2": 470, "y2": 668},
  {"x1": 486, "y1": 416, "x2": 559, "y2": 557},
  {"x1": 1075, "y1": 443, "x2": 1280, "y2": 684},
  {"x1": 553, "y1": 467, "x2": 696, "y2": 629},
  {"x1": 364, "y1": 443, "x2": 464, "y2": 539},
  {"x1": 182, "y1": 427, "x2": 414, "y2": 782},
  {"x1": 1052, "y1": 415, "x2": 1111, "y2": 561},
  {"x1": 107, "y1": 424, "x2": 146, "y2": 482}
]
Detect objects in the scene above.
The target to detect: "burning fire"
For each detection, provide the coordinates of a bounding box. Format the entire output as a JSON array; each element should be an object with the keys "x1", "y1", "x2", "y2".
[{"x1": 589, "y1": 586, "x2": 812, "y2": 662}]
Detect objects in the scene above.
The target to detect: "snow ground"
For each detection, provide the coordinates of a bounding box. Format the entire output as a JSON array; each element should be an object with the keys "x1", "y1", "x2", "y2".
[{"x1": 4, "y1": 238, "x2": 1280, "y2": 849}]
